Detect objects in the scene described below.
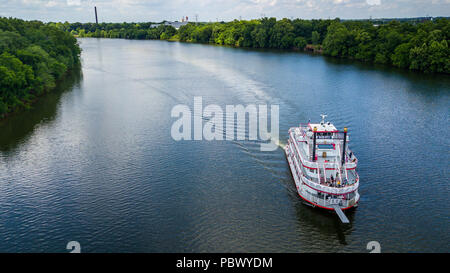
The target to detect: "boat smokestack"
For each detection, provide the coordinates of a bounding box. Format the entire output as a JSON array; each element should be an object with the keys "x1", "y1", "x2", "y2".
[
  {"x1": 312, "y1": 126, "x2": 317, "y2": 162},
  {"x1": 342, "y1": 127, "x2": 347, "y2": 166},
  {"x1": 94, "y1": 6, "x2": 98, "y2": 24}
]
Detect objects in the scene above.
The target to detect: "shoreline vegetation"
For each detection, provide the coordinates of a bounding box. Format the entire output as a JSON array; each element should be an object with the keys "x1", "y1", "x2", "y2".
[
  {"x1": 63, "y1": 17, "x2": 449, "y2": 74},
  {"x1": 0, "y1": 17, "x2": 81, "y2": 119}
]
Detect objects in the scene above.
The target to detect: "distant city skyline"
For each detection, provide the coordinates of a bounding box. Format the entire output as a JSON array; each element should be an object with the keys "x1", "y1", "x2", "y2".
[{"x1": 1, "y1": 0, "x2": 449, "y2": 23}]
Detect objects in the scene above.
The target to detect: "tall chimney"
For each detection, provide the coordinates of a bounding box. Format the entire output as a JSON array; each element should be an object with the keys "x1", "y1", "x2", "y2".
[
  {"x1": 95, "y1": 6, "x2": 98, "y2": 24},
  {"x1": 341, "y1": 127, "x2": 347, "y2": 166},
  {"x1": 312, "y1": 126, "x2": 317, "y2": 162}
]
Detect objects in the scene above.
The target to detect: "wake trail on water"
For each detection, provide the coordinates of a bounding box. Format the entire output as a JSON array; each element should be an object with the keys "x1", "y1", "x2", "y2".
[
  {"x1": 173, "y1": 55, "x2": 276, "y2": 104},
  {"x1": 172, "y1": 54, "x2": 294, "y2": 185},
  {"x1": 84, "y1": 66, "x2": 187, "y2": 104}
]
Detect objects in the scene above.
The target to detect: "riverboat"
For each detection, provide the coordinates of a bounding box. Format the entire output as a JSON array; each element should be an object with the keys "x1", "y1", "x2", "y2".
[{"x1": 285, "y1": 115, "x2": 359, "y2": 223}]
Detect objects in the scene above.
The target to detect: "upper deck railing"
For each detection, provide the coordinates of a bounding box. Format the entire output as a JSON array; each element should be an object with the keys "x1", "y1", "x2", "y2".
[
  {"x1": 290, "y1": 136, "x2": 356, "y2": 169},
  {"x1": 297, "y1": 124, "x2": 348, "y2": 140}
]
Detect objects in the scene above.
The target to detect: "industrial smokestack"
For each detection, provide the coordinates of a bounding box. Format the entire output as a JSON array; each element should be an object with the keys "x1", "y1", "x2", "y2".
[
  {"x1": 341, "y1": 127, "x2": 347, "y2": 166},
  {"x1": 312, "y1": 126, "x2": 317, "y2": 162},
  {"x1": 94, "y1": 6, "x2": 98, "y2": 24}
]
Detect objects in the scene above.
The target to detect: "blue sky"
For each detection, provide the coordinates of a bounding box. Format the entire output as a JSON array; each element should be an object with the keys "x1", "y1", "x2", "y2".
[{"x1": 1, "y1": 0, "x2": 449, "y2": 23}]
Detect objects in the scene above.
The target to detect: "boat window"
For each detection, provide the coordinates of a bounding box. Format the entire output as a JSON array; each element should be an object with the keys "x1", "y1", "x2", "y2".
[
  {"x1": 317, "y1": 144, "x2": 334, "y2": 149},
  {"x1": 317, "y1": 132, "x2": 332, "y2": 139}
]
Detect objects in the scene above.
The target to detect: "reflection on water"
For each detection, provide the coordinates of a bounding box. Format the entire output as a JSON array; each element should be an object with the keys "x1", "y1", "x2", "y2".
[
  {"x1": 0, "y1": 65, "x2": 83, "y2": 154},
  {"x1": 282, "y1": 173, "x2": 356, "y2": 250},
  {"x1": 323, "y1": 55, "x2": 450, "y2": 91}
]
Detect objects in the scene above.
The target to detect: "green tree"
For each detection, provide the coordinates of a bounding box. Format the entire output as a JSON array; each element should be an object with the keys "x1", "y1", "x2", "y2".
[
  {"x1": 391, "y1": 43, "x2": 412, "y2": 68},
  {"x1": 294, "y1": 36, "x2": 307, "y2": 49},
  {"x1": 311, "y1": 31, "x2": 320, "y2": 45},
  {"x1": 323, "y1": 23, "x2": 350, "y2": 57}
]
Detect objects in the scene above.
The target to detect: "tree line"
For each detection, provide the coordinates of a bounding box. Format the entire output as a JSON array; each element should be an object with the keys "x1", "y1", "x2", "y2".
[
  {"x1": 64, "y1": 17, "x2": 449, "y2": 74},
  {"x1": 0, "y1": 17, "x2": 81, "y2": 118}
]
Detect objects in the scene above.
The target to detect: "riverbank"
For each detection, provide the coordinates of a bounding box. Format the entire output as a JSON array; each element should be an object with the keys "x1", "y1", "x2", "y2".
[
  {"x1": 0, "y1": 65, "x2": 81, "y2": 123},
  {"x1": 164, "y1": 35, "x2": 324, "y2": 55},
  {"x1": 166, "y1": 34, "x2": 325, "y2": 54},
  {"x1": 0, "y1": 17, "x2": 81, "y2": 120}
]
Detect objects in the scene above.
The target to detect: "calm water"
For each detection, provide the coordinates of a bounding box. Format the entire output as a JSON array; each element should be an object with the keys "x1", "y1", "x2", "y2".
[{"x1": 0, "y1": 38, "x2": 449, "y2": 253}]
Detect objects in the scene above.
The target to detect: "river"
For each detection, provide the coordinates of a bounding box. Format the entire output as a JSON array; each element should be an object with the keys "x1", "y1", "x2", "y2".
[{"x1": 0, "y1": 38, "x2": 449, "y2": 252}]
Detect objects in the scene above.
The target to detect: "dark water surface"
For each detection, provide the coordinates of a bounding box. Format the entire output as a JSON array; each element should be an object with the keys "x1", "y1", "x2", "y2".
[{"x1": 0, "y1": 38, "x2": 449, "y2": 252}]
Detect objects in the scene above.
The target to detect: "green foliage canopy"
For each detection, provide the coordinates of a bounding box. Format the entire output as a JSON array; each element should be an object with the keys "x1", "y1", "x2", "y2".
[{"x1": 0, "y1": 17, "x2": 81, "y2": 117}]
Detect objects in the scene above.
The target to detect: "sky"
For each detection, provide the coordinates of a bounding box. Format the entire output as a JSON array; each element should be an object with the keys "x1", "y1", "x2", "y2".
[{"x1": 0, "y1": 0, "x2": 449, "y2": 23}]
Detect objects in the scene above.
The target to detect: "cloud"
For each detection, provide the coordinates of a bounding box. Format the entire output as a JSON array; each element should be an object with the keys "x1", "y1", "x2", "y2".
[
  {"x1": 67, "y1": 0, "x2": 81, "y2": 6},
  {"x1": 366, "y1": 0, "x2": 381, "y2": 5},
  {"x1": 45, "y1": 1, "x2": 59, "y2": 7}
]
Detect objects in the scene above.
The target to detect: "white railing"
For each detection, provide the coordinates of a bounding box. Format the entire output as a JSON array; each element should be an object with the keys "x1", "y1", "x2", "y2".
[
  {"x1": 301, "y1": 174, "x2": 359, "y2": 195},
  {"x1": 295, "y1": 139, "x2": 357, "y2": 171},
  {"x1": 301, "y1": 190, "x2": 356, "y2": 208},
  {"x1": 301, "y1": 172, "x2": 359, "y2": 195},
  {"x1": 290, "y1": 153, "x2": 358, "y2": 191}
]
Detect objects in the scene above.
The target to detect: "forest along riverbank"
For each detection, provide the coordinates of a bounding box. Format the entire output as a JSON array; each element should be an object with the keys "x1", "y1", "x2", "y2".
[
  {"x1": 0, "y1": 17, "x2": 81, "y2": 120},
  {"x1": 64, "y1": 17, "x2": 450, "y2": 73}
]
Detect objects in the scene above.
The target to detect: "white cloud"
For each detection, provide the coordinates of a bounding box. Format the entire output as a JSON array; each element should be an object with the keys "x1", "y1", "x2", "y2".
[
  {"x1": 45, "y1": 1, "x2": 59, "y2": 7},
  {"x1": 366, "y1": 0, "x2": 381, "y2": 5},
  {"x1": 333, "y1": 0, "x2": 349, "y2": 4},
  {"x1": 67, "y1": 0, "x2": 81, "y2": 6}
]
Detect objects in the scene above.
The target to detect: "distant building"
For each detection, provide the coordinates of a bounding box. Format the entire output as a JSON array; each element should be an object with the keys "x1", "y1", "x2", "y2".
[
  {"x1": 150, "y1": 19, "x2": 189, "y2": 30},
  {"x1": 167, "y1": 21, "x2": 188, "y2": 29}
]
